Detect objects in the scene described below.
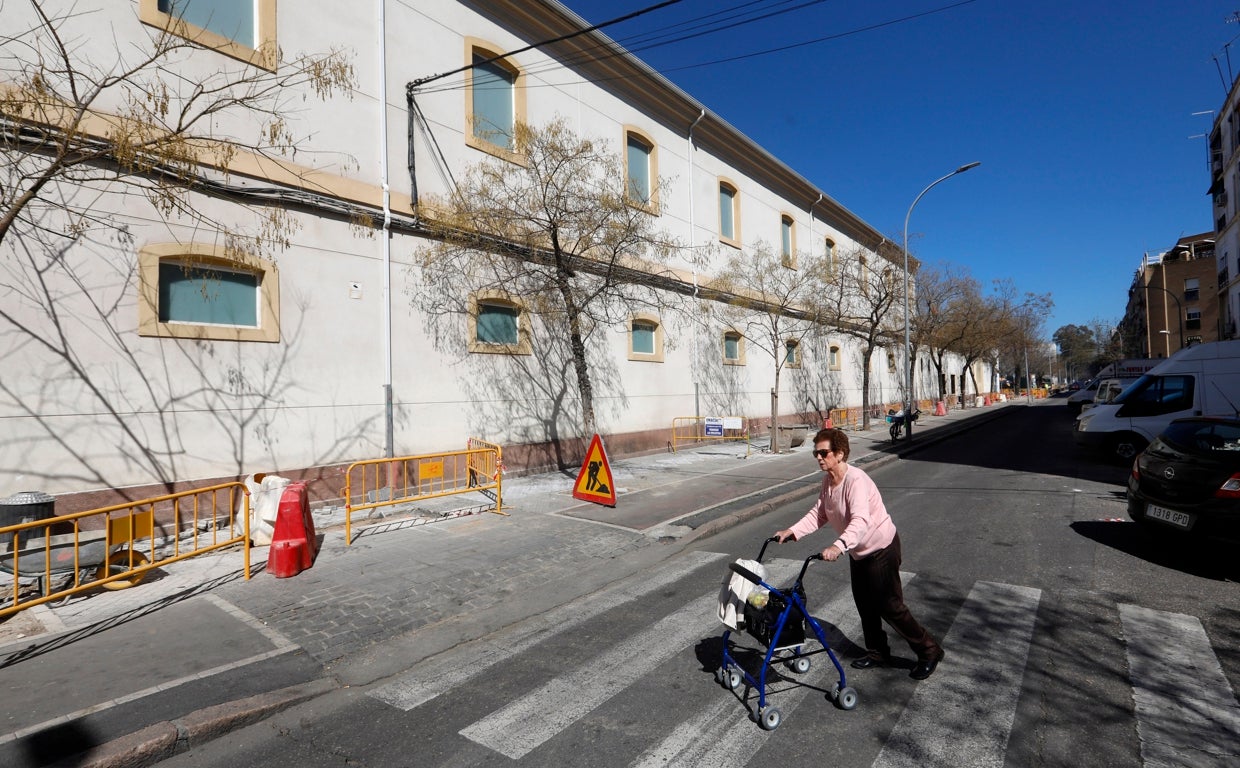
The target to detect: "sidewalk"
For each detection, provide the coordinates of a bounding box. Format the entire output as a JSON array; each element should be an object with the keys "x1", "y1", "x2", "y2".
[{"x1": 0, "y1": 399, "x2": 1024, "y2": 768}]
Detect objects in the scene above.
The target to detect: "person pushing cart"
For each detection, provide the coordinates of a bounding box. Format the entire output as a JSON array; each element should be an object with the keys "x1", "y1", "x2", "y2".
[{"x1": 773, "y1": 427, "x2": 944, "y2": 681}]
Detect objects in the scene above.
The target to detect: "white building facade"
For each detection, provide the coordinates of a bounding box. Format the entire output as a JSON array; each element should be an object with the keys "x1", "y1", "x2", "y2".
[{"x1": 0, "y1": 1, "x2": 983, "y2": 506}]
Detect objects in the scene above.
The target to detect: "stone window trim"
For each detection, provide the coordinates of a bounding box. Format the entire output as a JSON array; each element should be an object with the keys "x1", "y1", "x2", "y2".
[
  {"x1": 139, "y1": 0, "x2": 278, "y2": 71},
  {"x1": 468, "y1": 291, "x2": 532, "y2": 355},
  {"x1": 718, "y1": 177, "x2": 741, "y2": 249},
  {"x1": 623, "y1": 126, "x2": 660, "y2": 214},
  {"x1": 464, "y1": 38, "x2": 527, "y2": 164},
  {"x1": 138, "y1": 242, "x2": 280, "y2": 343},
  {"x1": 780, "y1": 213, "x2": 797, "y2": 269},
  {"x1": 628, "y1": 313, "x2": 665, "y2": 362},
  {"x1": 784, "y1": 338, "x2": 801, "y2": 368}
]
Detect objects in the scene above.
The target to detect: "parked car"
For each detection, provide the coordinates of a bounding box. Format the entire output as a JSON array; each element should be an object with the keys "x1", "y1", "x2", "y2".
[
  {"x1": 1127, "y1": 417, "x2": 1240, "y2": 543},
  {"x1": 1075, "y1": 340, "x2": 1240, "y2": 463}
]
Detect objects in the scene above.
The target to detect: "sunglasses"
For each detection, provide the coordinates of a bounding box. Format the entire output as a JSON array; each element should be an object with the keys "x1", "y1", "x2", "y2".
[{"x1": 812, "y1": 449, "x2": 834, "y2": 458}]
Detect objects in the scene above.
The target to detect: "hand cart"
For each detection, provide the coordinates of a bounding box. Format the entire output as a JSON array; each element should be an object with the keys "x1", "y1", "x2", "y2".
[{"x1": 715, "y1": 537, "x2": 858, "y2": 730}]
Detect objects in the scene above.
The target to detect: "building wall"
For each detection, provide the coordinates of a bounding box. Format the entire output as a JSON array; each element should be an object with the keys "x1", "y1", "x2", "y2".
[{"x1": 0, "y1": 1, "x2": 984, "y2": 506}]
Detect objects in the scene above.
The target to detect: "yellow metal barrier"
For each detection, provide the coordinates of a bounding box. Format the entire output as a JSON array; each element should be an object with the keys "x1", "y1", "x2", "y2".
[
  {"x1": 827, "y1": 408, "x2": 857, "y2": 431},
  {"x1": 0, "y1": 482, "x2": 251, "y2": 619},
  {"x1": 344, "y1": 445, "x2": 504, "y2": 544},
  {"x1": 670, "y1": 416, "x2": 750, "y2": 455}
]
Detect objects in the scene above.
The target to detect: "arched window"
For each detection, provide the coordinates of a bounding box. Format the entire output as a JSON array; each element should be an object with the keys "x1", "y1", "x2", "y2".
[
  {"x1": 625, "y1": 129, "x2": 658, "y2": 209},
  {"x1": 629, "y1": 314, "x2": 665, "y2": 362}
]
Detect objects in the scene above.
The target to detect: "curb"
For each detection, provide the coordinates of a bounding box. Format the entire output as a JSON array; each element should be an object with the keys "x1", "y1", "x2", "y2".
[{"x1": 52, "y1": 678, "x2": 337, "y2": 768}]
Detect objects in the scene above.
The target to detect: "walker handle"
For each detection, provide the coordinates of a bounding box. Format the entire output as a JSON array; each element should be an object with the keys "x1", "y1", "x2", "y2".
[
  {"x1": 728, "y1": 561, "x2": 763, "y2": 585},
  {"x1": 755, "y1": 536, "x2": 780, "y2": 562}
]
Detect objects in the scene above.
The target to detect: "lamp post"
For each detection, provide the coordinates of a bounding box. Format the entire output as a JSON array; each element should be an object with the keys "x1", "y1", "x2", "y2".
[
  {"x1": 1143, "y1": 283, "x2": 1184, "y2": 356},
  {"x1": 902, "y1": 162, "x2": 980, "y2": 440}
]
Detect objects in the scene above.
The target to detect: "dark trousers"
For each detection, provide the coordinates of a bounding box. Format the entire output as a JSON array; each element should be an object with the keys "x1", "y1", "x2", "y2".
[{"x1": 849, "y1": 532, "x2": 941, "y2": 661}]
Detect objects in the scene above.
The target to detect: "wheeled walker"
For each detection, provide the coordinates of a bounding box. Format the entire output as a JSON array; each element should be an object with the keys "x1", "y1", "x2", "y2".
[{"x1": 716, "y1": 537, "x2": 858, "y2": 730}]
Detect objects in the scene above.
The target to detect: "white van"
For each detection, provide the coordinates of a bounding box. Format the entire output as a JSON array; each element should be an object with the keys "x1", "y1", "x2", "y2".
[
  {"x1": 1078, "y1": 377, "x2": 1140, "y2": 413},
  {"x1": 1074, "y1": 341, "x2": 1240, "y2": 461},
  {"x1": 1065, "y1": 359, "x2": 1159, "y2": 414}
]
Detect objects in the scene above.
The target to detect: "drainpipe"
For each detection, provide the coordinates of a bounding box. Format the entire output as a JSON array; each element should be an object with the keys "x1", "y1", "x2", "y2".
[
  {"x1": 379, "y1": 0, "x2": 394, "y2": 459},
  {"x1": 688, "y1": 109, "x2": 704, "y2": 417}
]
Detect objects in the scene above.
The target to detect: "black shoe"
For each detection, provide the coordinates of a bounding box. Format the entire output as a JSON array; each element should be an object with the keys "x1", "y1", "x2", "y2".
[
  {"x1": 910, "y1": 650, "x2": 944, "y2": 680},
  {"x1": 851, "y1": 653, "x2": 892, "y2": 670}
]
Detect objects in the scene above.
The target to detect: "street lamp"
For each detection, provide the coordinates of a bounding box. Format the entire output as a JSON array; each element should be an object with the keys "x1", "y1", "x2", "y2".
[
  {"x1": 1144, "y1": 284, "x2": 1184, "y2": 356},
  {"x1": 902, "y1": 161, "x2": 980, "y2": 440}
]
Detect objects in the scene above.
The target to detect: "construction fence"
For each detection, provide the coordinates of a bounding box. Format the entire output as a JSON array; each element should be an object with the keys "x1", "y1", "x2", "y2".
[{"x1": 0, "y1": 482, "x2": 251, "y2": 619}]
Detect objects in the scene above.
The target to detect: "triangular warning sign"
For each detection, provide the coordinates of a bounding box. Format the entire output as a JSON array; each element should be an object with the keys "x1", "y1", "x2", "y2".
[{"x1": 572, "y1": 433, "x2": 617, "y2": 506}]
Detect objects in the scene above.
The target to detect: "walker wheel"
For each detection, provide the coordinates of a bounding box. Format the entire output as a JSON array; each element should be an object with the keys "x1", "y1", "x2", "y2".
[
  {"x1": 723, "y1": 670, "x2": 742, "y2": 690},
  {"x1": 788, "y1": 656, "x2": 811, "y2": 674},
  {"x1": 758, "y1": 707, "x2": 782, "y2": 730},
  {"x1": 98, "y1": 549, "x2": 150, "y2": 590},
  {"x1": 714, "y1": 667, "x2": 725, "y2": 684},
  {"x1": 834, "y1": 685, "x2": 858, "y2": 711}
]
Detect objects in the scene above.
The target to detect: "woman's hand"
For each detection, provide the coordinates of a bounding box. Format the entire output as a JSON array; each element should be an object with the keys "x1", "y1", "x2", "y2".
[
  {"x1": 773, "y1": 529, "x2": 794, "y2": 543},
  {"x1": 821, "y1": 544, "x2": 843, "y2": 562}
]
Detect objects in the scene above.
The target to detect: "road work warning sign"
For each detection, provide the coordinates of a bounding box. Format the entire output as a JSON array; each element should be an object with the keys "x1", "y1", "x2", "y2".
[{"x1": 573, "y1": 433, "x2": 617, "y2": 506}]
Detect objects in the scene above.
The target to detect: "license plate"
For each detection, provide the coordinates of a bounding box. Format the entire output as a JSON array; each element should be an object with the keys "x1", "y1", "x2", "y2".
[{"x1": 1146, "y1": 504, "x2": 1192, "y2": 529}]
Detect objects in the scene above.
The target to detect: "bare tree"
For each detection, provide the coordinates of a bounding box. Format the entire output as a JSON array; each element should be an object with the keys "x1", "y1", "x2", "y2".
[
  {"x1": 1, "y1": 1, "x2": 356, "y2": 255},
  {"x1": 411, "y1": 119, "x2": 684, "y2": 442},
  {"x1": 0, "y1": 2, "x2": 358, "y2": 496},
  {"x1": 817, "y1": 245, "x2": 905, "y2": 430},
  {"x1": 711, "y1": 242, "x2": 826, "y2": 453},
  {"x1": 912, "y1": 262, "x2": 975, "y2": 403}
]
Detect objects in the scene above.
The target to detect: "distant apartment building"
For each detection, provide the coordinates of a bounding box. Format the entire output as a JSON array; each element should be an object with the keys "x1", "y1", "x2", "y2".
[
  {"x1": 1117, "y1": 234, "x2": 1218, "y2": 358},
  {"x1": 1209, "y1": 71, "x2": 1240, "y2": 338}
]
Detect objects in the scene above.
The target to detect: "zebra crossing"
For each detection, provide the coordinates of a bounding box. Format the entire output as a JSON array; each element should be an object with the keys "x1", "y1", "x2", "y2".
[{"x1": 368, "y1": 551, "x2": 1240, "y2": 767}]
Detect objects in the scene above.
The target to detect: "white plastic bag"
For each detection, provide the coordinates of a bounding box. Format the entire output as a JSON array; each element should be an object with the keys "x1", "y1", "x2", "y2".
[{"x1": 235, "y1": 472, "x2": 291, "y2": 545}]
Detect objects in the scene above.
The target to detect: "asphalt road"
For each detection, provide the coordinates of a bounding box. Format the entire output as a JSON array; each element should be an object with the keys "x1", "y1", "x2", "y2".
[{"x1": 158, "y1": 405, "x2": 1240, "y2": 768}]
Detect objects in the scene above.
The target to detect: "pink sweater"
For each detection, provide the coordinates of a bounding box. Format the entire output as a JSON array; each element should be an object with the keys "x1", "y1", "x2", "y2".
[{"x1": 788, "y1": 464, "x2": 897, "y2": 558}]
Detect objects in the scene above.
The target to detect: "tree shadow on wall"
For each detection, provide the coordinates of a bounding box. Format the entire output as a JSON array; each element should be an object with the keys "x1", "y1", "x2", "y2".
[{"x1": 0, "y1": 225, "x2": 382, "y2": 503}]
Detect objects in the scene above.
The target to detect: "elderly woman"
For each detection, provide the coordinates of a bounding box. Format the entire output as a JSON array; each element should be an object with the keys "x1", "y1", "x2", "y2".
[{"x1": 774, "y1": 428, "x2": 944, "y2": 680}]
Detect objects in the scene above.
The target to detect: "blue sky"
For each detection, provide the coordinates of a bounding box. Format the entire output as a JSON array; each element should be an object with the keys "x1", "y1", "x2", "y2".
[{"x1": 561, "y1": 0, "x2": 1238, "y2": 338}]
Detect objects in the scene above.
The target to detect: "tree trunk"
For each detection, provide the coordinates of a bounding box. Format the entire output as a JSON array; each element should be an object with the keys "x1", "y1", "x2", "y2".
[
  {"x1": 554, "y1": 266, "x2": 596, "y2": 438},
  {"x1": 769, "y1": 371, "x2": 780, "y2": 453}
]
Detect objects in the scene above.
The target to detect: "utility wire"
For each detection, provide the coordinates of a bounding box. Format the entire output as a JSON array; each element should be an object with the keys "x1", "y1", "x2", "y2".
[
  {"x1": 414, "y1": 0, "x2": 823, "y2": 96},
  {"x1": 414, "y1": 0, "x2": 980, "y2": 98},
  {"x1": 408, "y1": 0, "x2": 687, "y2": 90}
]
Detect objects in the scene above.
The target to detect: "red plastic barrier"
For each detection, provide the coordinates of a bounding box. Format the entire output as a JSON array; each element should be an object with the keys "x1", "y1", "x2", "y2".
[
  {"x1": 934, "y1": 401, "x2": 947, "y2": 416},
  {"x1": 267, "y1": 482, "x2": 318, "y2": 578}
]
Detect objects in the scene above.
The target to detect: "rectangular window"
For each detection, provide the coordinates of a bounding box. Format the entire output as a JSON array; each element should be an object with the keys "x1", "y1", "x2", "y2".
[
  {"x1": 477, "y1": 303, "x2": 519, "y2": 345},
  {"x1": 158, "y1": 262, "x2": 258, "y2": 326},
  {"x1": 719, "y1": 184, "x2": 736, "y2": 241},
  {"x1": 142, "y1": 0, "x2": 274, "y2": 69},
  {"x1": 1184, "y1": 277, "x2": 1200, "y2": 303},
  {"x1": 139, "y1": 244, "x2": 280, "y2": 343},
  {"x1": 158, "y1": 0, "x2": 255, "y2": 47},
  {"x1": 780, "y1": 216, "x2": 794, "y2": 267},
  {"x1": 829, "y1": 345, "x2": 841, "y2": 370},
  {"x1": 632, "y1": 320, "x2": 656, "y2": 355},
  {"x1": 724, "y1": 335, "x2": 740, "y2": 360},
  {"x1": 471, "y1": 53, "x2": 515, "y2": 150},
  {"x1": 784, "y1": 340, "x2": 800, "y2": 367},
  {"x1": 626, "y1": 135, "x2": 652, "y2": 204}
]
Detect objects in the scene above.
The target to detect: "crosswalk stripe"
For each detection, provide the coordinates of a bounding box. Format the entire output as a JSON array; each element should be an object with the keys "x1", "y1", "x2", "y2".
[
  {"x1": 630, "y1": 572, "x2": 914, "y2": 768},
  {"x1": 1120, "y1": 604, "x2": 1240, "y2": 767},
  {"x1": 459, "y1": 558, "x2": 804, "y2": 760},
  {"x1": 874, "y1": 581, "x2": 1042, "y2": 768},
  {"x1": 369, "y1": 550, "x2": 727, "y2": 711}
]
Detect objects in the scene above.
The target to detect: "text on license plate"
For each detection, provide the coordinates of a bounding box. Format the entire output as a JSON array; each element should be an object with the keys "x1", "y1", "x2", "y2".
[{"x1": 1146, "y1": 504, "x2": 1192, "y2": 529}]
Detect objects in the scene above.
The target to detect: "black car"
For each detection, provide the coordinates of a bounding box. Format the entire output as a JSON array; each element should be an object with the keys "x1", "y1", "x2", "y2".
[{"x1": 1127, "y1": 417, "x2": 1240, "y2": 543}]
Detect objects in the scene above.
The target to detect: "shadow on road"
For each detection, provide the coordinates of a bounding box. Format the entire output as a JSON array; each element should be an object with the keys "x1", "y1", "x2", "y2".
[{"x1": 1070, "y1": 520, "x2": 1240, "y2": 582}]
